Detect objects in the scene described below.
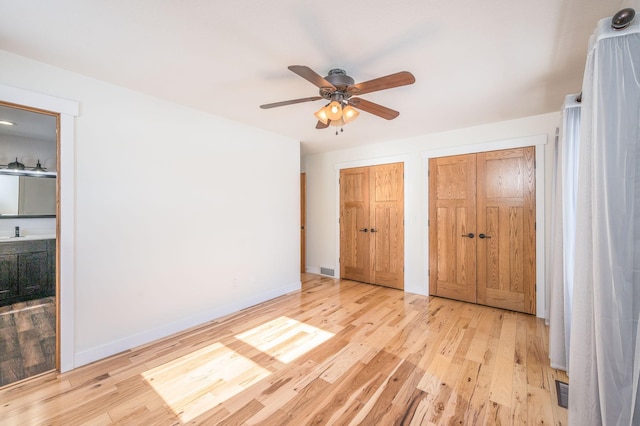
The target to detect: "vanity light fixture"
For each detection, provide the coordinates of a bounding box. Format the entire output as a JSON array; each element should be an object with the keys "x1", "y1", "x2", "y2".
[
  {"x1": 0, "y1": 158, "x2": 56, "y2": 177},
  {"x1": 0, "y1": 120, "x2": 16, "y2": 126},
  {"x1": 32, "y1": 160, "x2": 47, "y2": 172},
  {"x1": 7, "y1": 158, "x2": 25, "y2": 170}
]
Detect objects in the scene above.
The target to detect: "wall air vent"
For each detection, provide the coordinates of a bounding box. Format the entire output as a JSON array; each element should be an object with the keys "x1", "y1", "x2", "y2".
[{"x1": 320, "y1": 267, "x2": 335, "y2": 277}]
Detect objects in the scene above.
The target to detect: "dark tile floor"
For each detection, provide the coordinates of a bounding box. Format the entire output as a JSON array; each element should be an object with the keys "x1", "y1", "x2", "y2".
[{"x1": 0, "y1": 297, "x2": 56, "y2": 387}]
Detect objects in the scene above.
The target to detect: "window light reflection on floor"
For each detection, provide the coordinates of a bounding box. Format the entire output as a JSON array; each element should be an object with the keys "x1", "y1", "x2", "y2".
[
  {"x1": 141, "y1": 342, "x2": 271, "y2": 423},
  {"x1": 141, "y1": 317, "x2": 333, "y2": 422},
  {"x1": 235, "y1": 316, "x2": 334, "y2": 364}
]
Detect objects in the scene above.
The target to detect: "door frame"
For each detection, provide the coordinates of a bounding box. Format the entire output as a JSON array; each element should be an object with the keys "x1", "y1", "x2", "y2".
[
  {"x1": 334, "y1": 154, "x2": 412, "y2": 286},
  {"x1": 422, "y1": 134, "x2": 547, "y2": 318},
  {"x1": 0, "y1": 83, "x2": 79, "y2": 371}
]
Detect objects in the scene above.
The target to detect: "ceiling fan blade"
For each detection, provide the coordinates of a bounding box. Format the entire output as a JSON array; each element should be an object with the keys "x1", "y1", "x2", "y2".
[
  {"x1": 315, "y1": 120, "x2": 329, "y2": 129},
  {"x1": 348, "y1": 98, "x2": 400, "y2": 120},
  {"x1": 260, "y1": 96, "x2": 323, "y2": 109},
  {"x1": 288, "y1": 65, "x2": 336, "y2": 90},
  {"x1": 348, "y1": 71, "x2": 415, "y2": 96}
]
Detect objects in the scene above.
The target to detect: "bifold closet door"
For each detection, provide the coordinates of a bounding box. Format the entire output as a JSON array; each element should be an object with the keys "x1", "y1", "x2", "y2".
[
  {"x1": 428, "y1": 154, "x2": 477, "y2": 303},
  {"x1": 340, "y1": 163, "x2": 404, "y2": 289},
  {"x1": 340, "y1": 166, "x2": 371, "y2": 283},
  {"x1": 476, "y1": 148, "x2": 536, "y2": 314},
  {"x1": 429, "y1": 147, "x2": 536, "y2": 314}
]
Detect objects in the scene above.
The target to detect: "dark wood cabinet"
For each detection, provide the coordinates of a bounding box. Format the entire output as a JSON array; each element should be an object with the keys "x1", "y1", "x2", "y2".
[{"x1": 0, "y1": 239, "x2": 55, "y2": 306}]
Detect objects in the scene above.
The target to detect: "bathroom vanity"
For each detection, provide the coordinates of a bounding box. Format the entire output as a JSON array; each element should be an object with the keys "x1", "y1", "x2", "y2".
[{"x1": 0, "y1": 236, "x2": 55, "y2": 306}]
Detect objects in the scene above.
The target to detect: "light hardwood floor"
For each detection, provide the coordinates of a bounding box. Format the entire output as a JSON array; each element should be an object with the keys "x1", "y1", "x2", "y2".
[{"x1": 0, "y1": 274, "x2": 568, "y2": 425}]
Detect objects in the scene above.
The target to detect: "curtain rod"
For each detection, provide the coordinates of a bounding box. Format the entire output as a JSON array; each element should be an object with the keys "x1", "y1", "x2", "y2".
[{"x1": 574, "y1": 9, "x2": 637, "y2": 104}]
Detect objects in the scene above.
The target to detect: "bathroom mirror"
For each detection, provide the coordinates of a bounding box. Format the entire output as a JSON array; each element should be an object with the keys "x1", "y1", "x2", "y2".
[
  {"x1": 0, "y1": 104, "x2": 57, "y2": 218},
  {"x1": 0, "y1": 174, "x2": 56, "y2": 217}
]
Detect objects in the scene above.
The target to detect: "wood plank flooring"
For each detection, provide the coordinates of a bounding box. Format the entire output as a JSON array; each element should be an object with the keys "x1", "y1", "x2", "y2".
[
  {"x1": 0, "y1": 274, "x2": 568, "y2": 425},
  {"x1": 0, "y1": 297, "x2": 56, "y2": 387}
]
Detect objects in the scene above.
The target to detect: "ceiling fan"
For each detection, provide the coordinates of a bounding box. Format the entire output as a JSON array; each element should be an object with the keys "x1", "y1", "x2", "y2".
[{"x1": 260, "y1": 66, "x2": 415, "y2": 132}]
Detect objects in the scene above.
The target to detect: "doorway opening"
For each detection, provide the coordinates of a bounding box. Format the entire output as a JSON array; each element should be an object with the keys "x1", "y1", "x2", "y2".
[{"x1": 0, "y1": 101, "x2": 59, "y2": 386}]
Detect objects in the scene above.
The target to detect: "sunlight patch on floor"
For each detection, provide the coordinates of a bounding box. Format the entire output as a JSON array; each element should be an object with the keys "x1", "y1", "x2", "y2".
[
  {"x1": 141, "y1": 342, "x2": 271, "y2": 423},
  {"x1": 235, "y1": 316, "x2": 334, "y2": 364}
]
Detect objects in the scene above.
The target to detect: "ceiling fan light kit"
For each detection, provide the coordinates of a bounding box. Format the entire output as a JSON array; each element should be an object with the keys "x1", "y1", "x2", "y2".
[{"x1": 260, "y1": 65, "x2": 415, "y2": 134}]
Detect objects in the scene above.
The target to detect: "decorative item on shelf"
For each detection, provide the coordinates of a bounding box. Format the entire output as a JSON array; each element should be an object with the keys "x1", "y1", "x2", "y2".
[{"x1": 7, "y1": 157, "x2": 25, "y2": 170}]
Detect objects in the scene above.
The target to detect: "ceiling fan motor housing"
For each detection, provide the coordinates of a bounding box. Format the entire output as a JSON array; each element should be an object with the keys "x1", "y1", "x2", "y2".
[{"x1": 320, "y1": 69, "x2": 355, "y2": 99}]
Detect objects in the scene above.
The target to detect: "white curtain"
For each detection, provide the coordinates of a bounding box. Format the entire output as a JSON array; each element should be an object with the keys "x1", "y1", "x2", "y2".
[
  {"x1": 569, "y1": 16, "x2": 640, "y2": 426},
  {"x1": 547, "y1": 95, "x2": 581, "y2": 372}
]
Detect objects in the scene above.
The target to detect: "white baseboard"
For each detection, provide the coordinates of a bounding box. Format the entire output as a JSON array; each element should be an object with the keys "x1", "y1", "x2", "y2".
[{"x1": 74, "y1": 280, "x2": 301, "y2": 368}]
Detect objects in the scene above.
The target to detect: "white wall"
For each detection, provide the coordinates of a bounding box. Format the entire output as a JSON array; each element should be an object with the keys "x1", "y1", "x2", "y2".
[
  {"x1": 302, "y1": 112, "x2": 559, "y2": 317},
  {"x1": 0, "y1": 50, "x2": 301, "y2": 367}
]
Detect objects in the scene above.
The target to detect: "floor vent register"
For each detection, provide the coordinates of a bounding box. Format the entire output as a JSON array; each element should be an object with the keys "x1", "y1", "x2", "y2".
[{"x1": 555, "y1": 380, "x2": 569, "y2": 409}]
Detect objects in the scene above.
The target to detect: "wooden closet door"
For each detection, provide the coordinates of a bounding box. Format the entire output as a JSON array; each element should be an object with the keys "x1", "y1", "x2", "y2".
[
  {"x1": 340, "y1": 167, "x2": 371, "y2": 283},
  {"x1": 370, "y1": 162, "x2": 404, "y2": 289},
  {"x1": 429, "y1": 154, "x2": 477, "y2": 302},
  {"x1": 340, "y1": 163, "x2": 404, "y2": 289},
  {"x1": 476, "y1": 147, "x2": 536, "y2": 314}
]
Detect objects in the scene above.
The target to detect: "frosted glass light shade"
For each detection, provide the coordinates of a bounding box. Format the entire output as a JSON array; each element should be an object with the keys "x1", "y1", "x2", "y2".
[
  {"x1": 326, "y1": 101, "x2": 342, "y2": 121},
  {"x1": 314, "y1": 106, "x2": 329, "y2": 125},
  {"x1": 342, "y1": 105, "x2": 359, "y2": 123}
]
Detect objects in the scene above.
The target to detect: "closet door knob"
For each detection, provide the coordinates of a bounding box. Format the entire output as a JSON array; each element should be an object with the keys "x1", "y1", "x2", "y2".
[
  {"x1": 370, "y1": 228, "x2": 377, "y2": 233},
  {"x1": 462, "y1": 233, "x2": 475, "y2": 238},
  {"x1": 478, "y1": 233, "x2": 492, "y2": 239},
  {"x1": 358, "y1": 228, "x2": 368, "y2": 232}
]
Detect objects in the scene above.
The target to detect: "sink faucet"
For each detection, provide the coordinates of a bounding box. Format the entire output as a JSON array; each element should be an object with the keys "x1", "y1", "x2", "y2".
[{"x1": 15, "y1": 226, "x2": 19, "y2": 237}]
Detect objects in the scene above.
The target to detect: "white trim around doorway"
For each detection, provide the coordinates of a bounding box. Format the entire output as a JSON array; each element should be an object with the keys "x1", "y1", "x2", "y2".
[{"x1": 0, "y1": 83, "x2": 79, "y2": 372}]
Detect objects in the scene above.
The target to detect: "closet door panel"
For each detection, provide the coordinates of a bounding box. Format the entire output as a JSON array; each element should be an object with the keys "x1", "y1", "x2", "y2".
[
  {"x1": 340, "y1": 167, "x2": 371, "y2": 283},
  {"x1": 477, "y1": 147, "x2": 535, "y2": 314},
  {"x1": 429, "y1": 154, "x2": 477, "y2": 303},
  {"x1": 370, "y1": 162, "x2": 404, "y2": 289}
]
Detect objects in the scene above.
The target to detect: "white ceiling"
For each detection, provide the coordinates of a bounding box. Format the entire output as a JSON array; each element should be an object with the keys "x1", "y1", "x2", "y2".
[{"x1": 0, "y1": 0, "x2": 628, "y2": 154}]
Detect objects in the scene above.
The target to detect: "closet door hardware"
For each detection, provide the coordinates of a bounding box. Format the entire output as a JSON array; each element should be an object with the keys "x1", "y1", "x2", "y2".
[
  {"x1": 478, "y1": 233, "x2": 491, "y2": 239},
  {"x1": 358, "y1": 228, "x2": 369, "y2": 232},
  {"x1": 462, "y1": 233, "x2": 475, "y2": 238},
  {"x1": 370, "y1": 228, "x2": 377, "y2": 233}
]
